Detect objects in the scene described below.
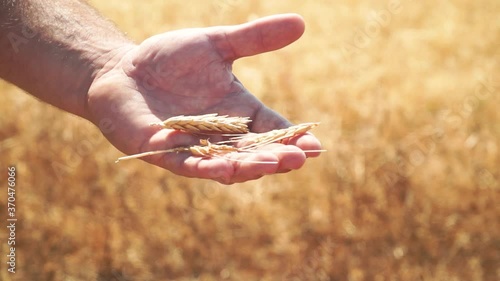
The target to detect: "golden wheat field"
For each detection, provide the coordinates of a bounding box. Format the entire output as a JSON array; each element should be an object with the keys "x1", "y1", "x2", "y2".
[{"x1": 0, "y1": 0, "x2": 499, "y2": 280}]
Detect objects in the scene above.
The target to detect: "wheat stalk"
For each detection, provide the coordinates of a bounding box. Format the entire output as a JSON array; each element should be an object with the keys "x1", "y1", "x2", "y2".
[
  {"x1": 116, "y1": 140, "x2": 238, "y2": 162},
  {"x1": 223, "y1": 122, "x2": 320, "y2": 150},
  {"x1": 149, "y1": 113, "x2": 251, "y2": 134},
  {"x1": 116, "y1": 140, "x2": 253, "y2": 163},
  {"x1": 116, "y1": 137, "x2": 324, "y2": 164},
  {"x1": 116, "y1": 117, "x2": 323, "y2": 163}
]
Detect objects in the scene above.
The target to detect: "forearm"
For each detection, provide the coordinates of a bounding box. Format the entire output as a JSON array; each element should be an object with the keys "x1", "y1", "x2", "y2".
[{"x1": 0, "y1": 0, "x2": 133, "y2": 118}]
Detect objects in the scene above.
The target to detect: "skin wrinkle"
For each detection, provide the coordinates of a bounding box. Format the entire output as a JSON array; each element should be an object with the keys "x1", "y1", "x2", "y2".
[
  {"x1": 236, "y1": 152, "x2": 279, "y2": 181},
  {"x1": 208, "y1": 159, "x2": 233, "y2": 183},
  {"x1": 207, "y1": 28, "x2": 238, "y2": 62},
  {"x1": 85, "y1": 46, "x2": 135, "y2": 118},
  {"x1": 205, "y1": 60, "x2": 233, "y2": 94}
]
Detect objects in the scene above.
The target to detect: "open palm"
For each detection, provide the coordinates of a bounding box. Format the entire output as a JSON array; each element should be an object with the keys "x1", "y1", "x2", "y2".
[{"x1": 87, "y1": 14, "x2": 321, "y2": 184}]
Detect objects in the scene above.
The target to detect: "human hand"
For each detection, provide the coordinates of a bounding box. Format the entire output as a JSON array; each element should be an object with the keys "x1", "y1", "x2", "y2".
[{"x1": 87, "y1": 14, "x2": 322, "y2": 184}]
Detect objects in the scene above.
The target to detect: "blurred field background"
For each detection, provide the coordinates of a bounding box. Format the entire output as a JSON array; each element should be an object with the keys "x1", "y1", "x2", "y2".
[{"x1": 0, "y1": 0, "x2": 499, "y2": 280}]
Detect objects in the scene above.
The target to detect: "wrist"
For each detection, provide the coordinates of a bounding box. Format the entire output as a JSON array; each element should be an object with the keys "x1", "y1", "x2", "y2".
[{"x1": 80, "y1": 42, "x2": 136, "y2": 120}]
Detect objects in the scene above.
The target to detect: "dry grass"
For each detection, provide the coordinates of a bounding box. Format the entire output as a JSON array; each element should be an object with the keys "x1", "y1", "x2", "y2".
[{"x1": 0, "y1": 0, "x2": 499, "y2": 280}]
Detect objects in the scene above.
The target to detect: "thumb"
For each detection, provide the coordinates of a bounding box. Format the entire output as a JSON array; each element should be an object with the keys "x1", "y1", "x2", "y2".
[{"x1": 211, "y1": 13, "x2": 305, "y2": 61}]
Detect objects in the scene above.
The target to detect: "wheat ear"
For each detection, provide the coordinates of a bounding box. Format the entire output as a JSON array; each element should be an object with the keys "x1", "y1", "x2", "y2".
[
  {"x1": 149, "y1": 113, "x2": 251, "y2": 134},
  {"x1": 223, "y1": 122, "x2": 320, "y2": 149}
]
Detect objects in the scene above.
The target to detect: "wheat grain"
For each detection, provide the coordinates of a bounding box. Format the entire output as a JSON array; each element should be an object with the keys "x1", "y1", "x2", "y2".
[
  {"x1": 189, "y1": 139, "x2": 239, "y2": 156},
  {"x1": 149, "y1": 113, "x2": 251, "y2": 134}
]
